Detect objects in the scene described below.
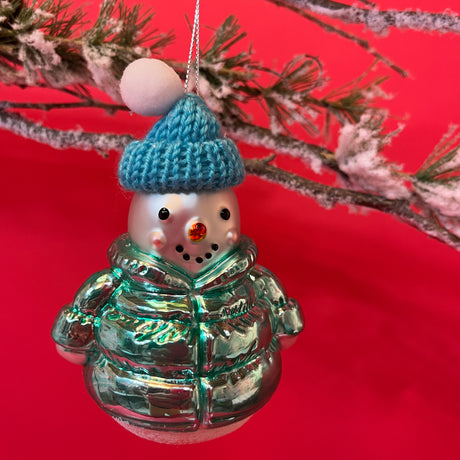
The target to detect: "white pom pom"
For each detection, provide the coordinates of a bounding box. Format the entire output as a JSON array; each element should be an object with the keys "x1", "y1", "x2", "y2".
[{"x1": 120, "y1": 58, "x2": 184, "y2": 117}]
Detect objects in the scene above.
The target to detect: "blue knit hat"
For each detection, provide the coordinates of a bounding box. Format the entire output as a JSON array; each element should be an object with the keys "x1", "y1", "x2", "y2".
[{"x1": 118, "y1": 94, "x2": 245, "y2": 193}]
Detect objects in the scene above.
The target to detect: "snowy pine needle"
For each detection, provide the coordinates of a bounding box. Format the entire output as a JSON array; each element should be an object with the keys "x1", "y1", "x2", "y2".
[
  {"x1": 335, "y1": 113, "x2": 409, "y2": 199},
  {"x1": 415, "y1": 126, "x2": 460, "y2": 183},
  {"x1": 414, "y1": 127, "x2": 460, "y2": 222},
  {"x1": 0, "y1": 0, "x2": 173, "y2": 91}
]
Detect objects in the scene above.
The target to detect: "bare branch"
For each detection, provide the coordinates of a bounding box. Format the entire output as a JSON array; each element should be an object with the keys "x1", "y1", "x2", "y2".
[
  {"x1": 0, "y1": 100, "x2": 127, "y2": 112},
  {"x1": 271, "y1": 0, "x2": 460, "y2": 35}
]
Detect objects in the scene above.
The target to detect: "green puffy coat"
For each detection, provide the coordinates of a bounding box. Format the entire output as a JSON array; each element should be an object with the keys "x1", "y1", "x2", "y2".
[{"x1": 52, "y1": 234, "x2": 304, "y2": 432}]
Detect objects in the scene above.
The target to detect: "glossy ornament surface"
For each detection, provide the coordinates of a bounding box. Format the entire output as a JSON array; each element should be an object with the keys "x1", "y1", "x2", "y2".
[
  {"x1": 51, "y1": 59, "x2": 304, "y2": 443},
  {"x1": 52, "y1": 234, "x2": 304, "y2": 443},
  {"x1": 128, "y1": 188, "x2": 240, "y2": 276}
]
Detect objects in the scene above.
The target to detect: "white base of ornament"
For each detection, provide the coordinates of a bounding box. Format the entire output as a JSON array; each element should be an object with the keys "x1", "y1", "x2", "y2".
[{"x1": 114, "y1": 417, "x2": 250, "y2": 444}]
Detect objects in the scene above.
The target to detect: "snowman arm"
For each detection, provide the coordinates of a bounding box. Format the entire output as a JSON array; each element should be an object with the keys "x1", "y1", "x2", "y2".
[
  {"x1": 51, "y1": 269, "x2": 121, "y2": 358},
  {"x1": 252, "y1": 265, "x2": 304, "y2": 345}
]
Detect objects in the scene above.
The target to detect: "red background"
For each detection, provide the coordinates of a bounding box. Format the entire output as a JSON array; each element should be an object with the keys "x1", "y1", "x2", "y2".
[{"x1": 2, "y1": 1, "x2": 460, "y2": 458}]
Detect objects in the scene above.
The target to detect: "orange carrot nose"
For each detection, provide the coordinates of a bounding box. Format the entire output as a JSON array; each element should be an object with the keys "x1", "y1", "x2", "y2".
[{"x1": 188, "y1": 222, "x2": 207, "y2": 242}]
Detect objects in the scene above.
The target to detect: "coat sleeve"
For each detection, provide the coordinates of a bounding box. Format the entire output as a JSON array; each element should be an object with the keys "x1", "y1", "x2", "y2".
[
  {"x1": 51, "y1": 269, "x2": 121, "y2": 361},
  {"x1": 252, "y1": 265, "x2": 304, "y2": 346}
]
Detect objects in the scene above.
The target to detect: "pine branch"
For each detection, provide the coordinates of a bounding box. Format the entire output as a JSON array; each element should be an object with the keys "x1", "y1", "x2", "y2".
[
  {"x1": 271, "y1": 0, "x2": 460, "y2": 35},
  {"x1": 0, "y1": 0, "x2": 174, "y2": 98},
  {"x1": 2, "y1": 110, "x2": 455, "y2": 249},
  {"x1": 198, "y1": 16, "x2": 389, "y2": 135},
  {"x1": 0, "y1": 8, "x2": 388, "y2": 137},
  {"x1": 245, "y1": 156, "x2": 460, "y2": 250},
  {"x1": 2, "y1": 103, "x2": 460, "y2": 250}
]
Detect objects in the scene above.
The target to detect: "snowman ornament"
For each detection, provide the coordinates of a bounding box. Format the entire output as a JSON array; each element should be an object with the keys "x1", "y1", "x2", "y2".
[{"x1": 52, "y1": 59, "x2": 304, "y2": 444}]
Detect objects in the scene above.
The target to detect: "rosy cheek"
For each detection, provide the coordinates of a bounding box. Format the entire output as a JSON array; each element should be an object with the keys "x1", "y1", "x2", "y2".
[
  {"x1": 149, "y1": 229, "x2": 166, "y2": 250},
  {"x1": 226, "y1": 229, "x2": 239, "y2": 244}
]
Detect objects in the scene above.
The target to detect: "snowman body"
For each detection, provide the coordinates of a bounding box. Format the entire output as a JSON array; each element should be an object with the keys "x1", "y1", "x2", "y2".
[{"x1": 52, "y1": 189, "x2": 304, "y2": 443}]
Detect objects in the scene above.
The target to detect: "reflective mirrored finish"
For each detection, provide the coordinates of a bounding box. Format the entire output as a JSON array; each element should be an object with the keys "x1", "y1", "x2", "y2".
[
  {"x1": 128, "y1": 188, "x2": 241, "y2": 276},
  {"x1": 52, "y1": 234, "x2": 304, "y2": 443}
]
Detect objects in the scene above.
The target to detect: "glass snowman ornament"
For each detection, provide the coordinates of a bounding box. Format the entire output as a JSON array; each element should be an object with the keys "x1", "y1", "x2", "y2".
[{"x1": 52, "y1": 59, "x2": 304, "y2": 444}]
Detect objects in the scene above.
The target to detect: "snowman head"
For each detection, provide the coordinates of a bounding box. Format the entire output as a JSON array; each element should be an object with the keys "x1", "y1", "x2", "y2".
[
  {"x1": 118, "y1": 59, "x2": 246, "y2": 275},
  {"x1": 128, "y1": 188, "x2": 240, "y2": 276}
]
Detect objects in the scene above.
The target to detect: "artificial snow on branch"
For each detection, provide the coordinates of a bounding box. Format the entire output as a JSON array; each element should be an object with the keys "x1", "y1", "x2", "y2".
[
  {"x1": 272, "y1": 0, "x2": 460, "y2": 35},
  {"x1": 220, "y1": 115, "x2": 339, "y2": 175},
  {"x1": 244, "y1": 156, "x2": 460, "y2": 250},
  {"x1": 0, "y1": 109, "x2": 134, "y2": 154},
  {"x1": 268, "y1": 0, "x2": 409, "y2": 77},
  {"x1": 0, "y1": 0, "x2": 173, "y2": 93},
  {"x1": 335, "y1": 113, "x2": 408, "y2": 200},
  {"x1": 413, "y1": 126, "x2": 460, "y2": 238}
]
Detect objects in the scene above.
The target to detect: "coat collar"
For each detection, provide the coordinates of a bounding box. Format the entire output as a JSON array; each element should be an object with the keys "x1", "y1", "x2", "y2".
[{"x1": 107, "y1": 234, "x2": 258, "y2": 292}]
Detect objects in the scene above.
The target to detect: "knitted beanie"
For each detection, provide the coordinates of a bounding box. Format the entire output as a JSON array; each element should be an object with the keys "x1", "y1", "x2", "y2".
[{"x1": 118, "y1": 94, "x2": 245, "y2": 194}]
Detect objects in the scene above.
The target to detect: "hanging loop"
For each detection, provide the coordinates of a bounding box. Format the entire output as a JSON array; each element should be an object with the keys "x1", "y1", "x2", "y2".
[{"x1": 184, "y1": 0, "x2": 200, "y2": 94}]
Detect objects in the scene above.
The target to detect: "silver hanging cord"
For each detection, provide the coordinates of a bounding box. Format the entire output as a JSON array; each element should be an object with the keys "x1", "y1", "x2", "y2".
[{"x1": 184, "y1": 0, "x2": 200, "y2": 94}]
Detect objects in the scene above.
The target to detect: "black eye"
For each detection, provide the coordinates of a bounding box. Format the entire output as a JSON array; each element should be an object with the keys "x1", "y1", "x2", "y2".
[
  {"x1": 220, "y1": 208, "x2": 231, "y2": 220},
  {"x1": 158, "y1": 207, "x2": 170, "y2": 220}
]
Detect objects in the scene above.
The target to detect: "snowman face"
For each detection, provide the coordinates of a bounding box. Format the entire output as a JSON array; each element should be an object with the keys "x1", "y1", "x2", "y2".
[{"x1": 128, "y1": 188, "x2": 240, "y2": 277}]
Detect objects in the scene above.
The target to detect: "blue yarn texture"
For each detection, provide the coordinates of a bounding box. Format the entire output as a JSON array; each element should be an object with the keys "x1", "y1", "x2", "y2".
[{"x1": 118, "y1": 94, "x2": 245, "y2": 193}]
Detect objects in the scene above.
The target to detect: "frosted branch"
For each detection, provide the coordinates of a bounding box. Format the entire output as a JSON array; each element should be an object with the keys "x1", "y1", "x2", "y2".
[
  {"x1": 244, "y1": 157, "x2": 460, "y2": 250},
  {"x1": 0, "y1": 110, "x2": 134, "y2": 153},
  {"x1": 220, "y1": 115, "x2": 342, "y2": 176},
  {"x1": 271, "y1": 0, "x2": 460, "y2": 34},
  {"x1": 335, "y1": 114, "x2": 409, "y2": 199},
  {"x1": 1, "y1": 113, "x2": 458, "y2": 250},
  {"x1": 268, "y1": 0, "x2": 408, "y2": 77}
]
